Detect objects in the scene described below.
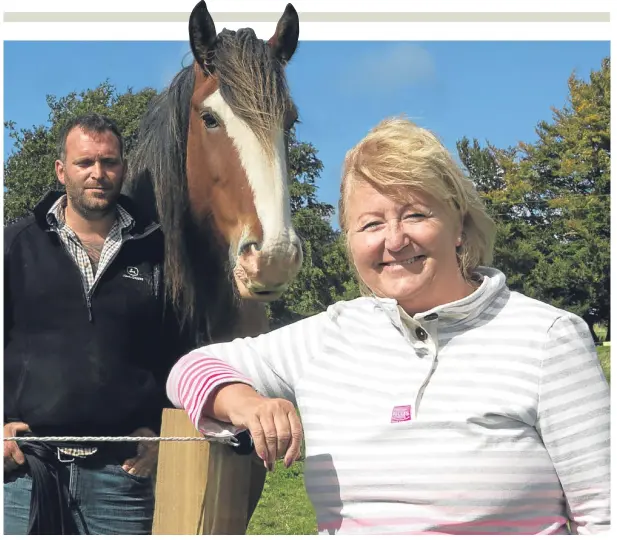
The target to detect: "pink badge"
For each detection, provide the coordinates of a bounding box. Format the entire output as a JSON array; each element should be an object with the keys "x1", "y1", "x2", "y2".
[{"x1": 391, "y1": 405, "x2": 412, "y2": 423}]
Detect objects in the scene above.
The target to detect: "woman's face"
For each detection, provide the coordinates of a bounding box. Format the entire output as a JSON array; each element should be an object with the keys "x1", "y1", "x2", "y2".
[{"x1": 346, "y1": 181, "x2": 470, "y2": 313}]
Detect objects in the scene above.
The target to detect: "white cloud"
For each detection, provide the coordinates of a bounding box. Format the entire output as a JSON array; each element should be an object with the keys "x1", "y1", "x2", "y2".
[{"x1": 339, "y1": 43, "x2": 436, "y2": 95}]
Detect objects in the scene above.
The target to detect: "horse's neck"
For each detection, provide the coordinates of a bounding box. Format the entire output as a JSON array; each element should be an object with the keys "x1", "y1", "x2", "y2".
[
  {"x1": 209, "y1": 300, "x2": 269, "y2": 343},
  {"x1": 235, "y1": 300, "x2": 270, "y2": 337}
]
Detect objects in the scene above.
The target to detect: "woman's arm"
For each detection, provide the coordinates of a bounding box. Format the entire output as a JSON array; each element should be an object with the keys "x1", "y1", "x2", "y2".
[
  {"x1": 166, "y1": 311, "x2": 327, "y2": 467},
  {"x1": 536, "y1": 314, "x2": 610, "y2": 534}
]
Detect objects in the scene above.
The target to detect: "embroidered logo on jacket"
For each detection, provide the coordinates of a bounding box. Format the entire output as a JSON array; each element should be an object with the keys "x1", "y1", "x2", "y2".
[
  {"x1": 123, "y1": 266, "x2": 144, "y2": 281},
  {"x1": 391, "y1": 405, "x2": 412, "y2": 423}
]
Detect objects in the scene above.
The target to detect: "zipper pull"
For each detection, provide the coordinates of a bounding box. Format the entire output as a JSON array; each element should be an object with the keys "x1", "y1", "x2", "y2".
[{"x1": 87, "y1": 297, "x2": 93, "y2": 322}]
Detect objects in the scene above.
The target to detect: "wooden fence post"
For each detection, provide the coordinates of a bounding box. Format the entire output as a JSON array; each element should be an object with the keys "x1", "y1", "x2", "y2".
[{"x1": 152, "y1": 408, "x2": 262, "y2": 535}]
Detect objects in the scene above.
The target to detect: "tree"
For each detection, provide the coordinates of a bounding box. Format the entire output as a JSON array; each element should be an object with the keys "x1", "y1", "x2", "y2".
[
  {"x1": 457, "y1": 138, "x2": 542, "y2": 294},
  {"x1": 457, "y1": 57, "x2": 610, "y2": 340},
  {"x1": 518, "y1": 57, "x2": 610, "y2": 340}
]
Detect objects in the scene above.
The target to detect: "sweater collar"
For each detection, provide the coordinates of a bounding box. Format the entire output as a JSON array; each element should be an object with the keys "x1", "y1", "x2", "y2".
[{"x1": 372, "y1": 267, "x2": 507, "y2": 329}]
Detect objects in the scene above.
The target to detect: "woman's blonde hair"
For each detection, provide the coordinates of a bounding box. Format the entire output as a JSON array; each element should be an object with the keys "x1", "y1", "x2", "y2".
[{"x1": 340, "y1": 116, "x2": 496, "y2": 284}]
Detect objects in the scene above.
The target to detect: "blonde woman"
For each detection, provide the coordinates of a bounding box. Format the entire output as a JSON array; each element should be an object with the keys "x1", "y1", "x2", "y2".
[{"x1": 167, "y1": 118, "x2": 609, "y2": 535}]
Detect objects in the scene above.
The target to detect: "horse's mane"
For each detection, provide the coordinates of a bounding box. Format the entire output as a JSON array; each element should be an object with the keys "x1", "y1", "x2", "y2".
[
  {"x1": 125, "y1": 66, "x2": 230, "y2": 342},
  {"x1": 125, "y1": 28, "x2": 293, "y2": 341}
]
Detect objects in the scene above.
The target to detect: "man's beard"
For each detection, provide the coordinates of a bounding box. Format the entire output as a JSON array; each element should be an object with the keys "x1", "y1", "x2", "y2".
[{"x1": 65, "y1": 176, "x2": 122, "y2": 220}]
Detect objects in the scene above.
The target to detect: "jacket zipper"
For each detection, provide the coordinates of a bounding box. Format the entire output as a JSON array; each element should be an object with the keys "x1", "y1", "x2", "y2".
[
  {"x1": 54, "y1": 234, "x2": 94, "y2": 322},
  {"x1": 49, "y1": 222, "x2": 161, "y2": 323}
]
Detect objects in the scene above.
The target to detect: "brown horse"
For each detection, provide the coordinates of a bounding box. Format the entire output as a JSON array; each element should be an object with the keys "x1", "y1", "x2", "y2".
[
  {"x1": 123, "y1": 2, "x2": 302, "y2": 531},
  {"x1": 125, "y1": 0, "x2": 302, "y2": 342}
]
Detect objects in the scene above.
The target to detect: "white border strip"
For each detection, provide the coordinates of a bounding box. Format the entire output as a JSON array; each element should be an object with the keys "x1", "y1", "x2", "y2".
[
  {"x1": 1, "y1": 22, "x2": 612, "y2": 40},
  {"x1": 2, "y1": 0, "x2": 614, "y2": 13}
]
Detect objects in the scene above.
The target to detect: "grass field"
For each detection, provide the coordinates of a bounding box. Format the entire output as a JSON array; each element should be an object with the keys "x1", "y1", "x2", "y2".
[
  {"x1": 246, "y1": 460, "x2": 316, "y2": 535},
  {"x1": 247, "y1": 345, "x2": 611, "y2": 535},
  {"x1": 597, "y1": 345, "x2": 610, "y2": 383}
]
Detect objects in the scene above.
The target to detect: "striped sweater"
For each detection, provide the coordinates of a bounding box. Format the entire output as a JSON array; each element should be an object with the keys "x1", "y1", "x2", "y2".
[{"x1": 167, "y1": 267, "x2": 610, "y2": 534}]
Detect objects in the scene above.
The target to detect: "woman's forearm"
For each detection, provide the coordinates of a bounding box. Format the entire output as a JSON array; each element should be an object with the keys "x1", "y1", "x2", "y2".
[{"x1": 203, "y1": 382, "x2": 265, "y2": 425}]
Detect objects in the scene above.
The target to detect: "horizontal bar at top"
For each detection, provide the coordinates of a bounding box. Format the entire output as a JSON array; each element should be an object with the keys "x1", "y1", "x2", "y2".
[{"x1": 3, "y1": 12, "x2": 611, "y2": 23}]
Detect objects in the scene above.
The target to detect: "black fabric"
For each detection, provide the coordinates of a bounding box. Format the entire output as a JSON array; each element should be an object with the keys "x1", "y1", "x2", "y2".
[
  {"x1": 231, "y1": 430, "x2": 256, "y2": 456},
  {"x1": 4, "y1": 191, "x2": 193, "y2": 438},
  {"x1": 20, "y1": 441, "x2": 78, "y2": 535}
]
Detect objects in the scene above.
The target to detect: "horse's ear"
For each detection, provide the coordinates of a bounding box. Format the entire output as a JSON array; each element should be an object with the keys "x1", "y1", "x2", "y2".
[
  {"x1": 189, "y1": 0, "x2": 217, "y2": 72},
  {"x1": 268, "y1": 3, "x2": 299, "y2": 65}
]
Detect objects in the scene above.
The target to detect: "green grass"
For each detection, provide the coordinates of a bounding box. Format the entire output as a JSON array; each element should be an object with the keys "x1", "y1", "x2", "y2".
[
  {"x1": 247, "y1": 460, "x2": 317, "y2": 535},
  {"x1": 597, "y1": 345, "x2": 610, "y2": 384},
  {"x1": 247, "y1": 346, "x2": 611, "y2": 534},
  {"x1": 594, "y1": 323, "x2": 608, "y2": 343}
]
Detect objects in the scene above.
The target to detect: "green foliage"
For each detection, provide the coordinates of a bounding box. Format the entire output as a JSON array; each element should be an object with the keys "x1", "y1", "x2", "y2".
[
  {"x1": 594, "y1": 324, "x2": 608, "y2": 343},
  {"x1": 597, "y1": 346, "x2": 610, "y2": 384},
  {"x1": 457, "y1": 57, "x2": 610, "y2": 339}
]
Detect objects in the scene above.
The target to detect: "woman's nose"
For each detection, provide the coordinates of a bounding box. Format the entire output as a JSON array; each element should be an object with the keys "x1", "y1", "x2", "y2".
[{"x1": 384, "y1": 221, "x2": 409, "y2": 252}]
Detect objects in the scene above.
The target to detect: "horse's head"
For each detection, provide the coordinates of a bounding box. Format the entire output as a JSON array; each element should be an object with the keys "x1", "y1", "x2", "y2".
[{"x1": 185, "y1": 1, "x2": 303, "y2": 301}]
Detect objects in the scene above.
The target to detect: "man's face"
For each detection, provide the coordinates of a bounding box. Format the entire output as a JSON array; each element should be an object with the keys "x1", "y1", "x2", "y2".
[{"x1": 55, "y1": 127, "x2": 125, "y2": 219}]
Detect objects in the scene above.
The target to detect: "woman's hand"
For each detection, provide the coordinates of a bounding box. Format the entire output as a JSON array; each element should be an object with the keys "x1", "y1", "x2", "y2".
[{"x1": 208, "y1": 383, "x2": 303, "y2": 471}]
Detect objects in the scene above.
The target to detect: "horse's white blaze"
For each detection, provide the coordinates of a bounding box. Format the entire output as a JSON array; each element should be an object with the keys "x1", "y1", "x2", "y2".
[{"x1": 202, "y1": 90, "x2": 295, "y2": 260}]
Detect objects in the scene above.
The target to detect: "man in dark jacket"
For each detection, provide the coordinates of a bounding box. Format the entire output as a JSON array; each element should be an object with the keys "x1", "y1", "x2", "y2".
[{"x1": 3, "y1": 113, "x2": 188, "y2": 534}]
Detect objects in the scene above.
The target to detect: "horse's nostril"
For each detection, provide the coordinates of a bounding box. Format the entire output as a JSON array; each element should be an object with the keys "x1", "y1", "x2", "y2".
[{"x1": 239, "y1": 241, "x2": 260, "y2": 255}]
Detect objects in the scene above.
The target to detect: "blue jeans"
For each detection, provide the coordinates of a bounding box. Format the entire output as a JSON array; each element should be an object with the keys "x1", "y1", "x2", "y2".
[{"x1": 4, "y1": 457, "x2": 154, "y2": 535}]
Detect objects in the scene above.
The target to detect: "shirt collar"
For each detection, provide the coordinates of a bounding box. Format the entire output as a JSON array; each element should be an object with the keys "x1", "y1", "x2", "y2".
[{"x1": 46, "y1": 194, "x2": 135, "y2": 234}]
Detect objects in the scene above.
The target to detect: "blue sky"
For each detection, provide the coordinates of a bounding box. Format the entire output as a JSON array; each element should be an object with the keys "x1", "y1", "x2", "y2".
[{"x1": 3, "y1": 40, "x2": 610, "y2": 223}]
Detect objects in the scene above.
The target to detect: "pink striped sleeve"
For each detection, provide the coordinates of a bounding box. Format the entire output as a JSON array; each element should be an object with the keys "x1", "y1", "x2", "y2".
[{"x1": 166, "y1": 349, "x2": 255, "y2": 431}]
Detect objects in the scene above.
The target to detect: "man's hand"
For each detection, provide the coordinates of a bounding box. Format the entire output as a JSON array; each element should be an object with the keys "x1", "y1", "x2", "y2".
[
  {"x1": 3, "y1": 422, "x2": 30, "y2": 472},
  {"x1": 121, "y1": 427, "x2": 159, "y2": 479}
]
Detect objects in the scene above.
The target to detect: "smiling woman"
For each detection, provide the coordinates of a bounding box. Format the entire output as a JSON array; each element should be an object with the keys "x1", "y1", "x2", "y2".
[
  {"x1": 344, "y1": 184, "x2": 475, "y2": 314},
  {"x1": 339, "y1": 117, "x2": 495, "y2": 307},
  {"x1": 167, "y1": 116, "x2": 609, "y2": 535}
]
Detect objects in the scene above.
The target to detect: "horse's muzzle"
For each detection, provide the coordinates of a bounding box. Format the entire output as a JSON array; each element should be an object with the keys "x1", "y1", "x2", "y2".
[{"x1": 233, "y1": 239, "x2": 302, "y2": 301}]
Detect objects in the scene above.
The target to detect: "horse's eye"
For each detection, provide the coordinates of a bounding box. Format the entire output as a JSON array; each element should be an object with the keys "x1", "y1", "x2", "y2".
[{"x1": 202, "y1": 112, "x2": 219, "y2": 129}]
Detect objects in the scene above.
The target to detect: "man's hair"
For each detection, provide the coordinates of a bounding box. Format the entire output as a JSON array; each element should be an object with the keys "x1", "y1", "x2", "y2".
[{"x1": 57, "y1": 113, "x2": 124, "y2": 161}]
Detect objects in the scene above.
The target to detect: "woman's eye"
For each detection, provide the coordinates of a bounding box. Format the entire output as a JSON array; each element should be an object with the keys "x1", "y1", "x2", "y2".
[
  {"x1": 202, "y1": 112, "x2": 219, "y2": 129},
  {"x1": 404, "y1": 213, "x2": 426, "y2": 220},
  {"x1": 361, "y1": 221, "x2": 381, "y2": 231}
]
